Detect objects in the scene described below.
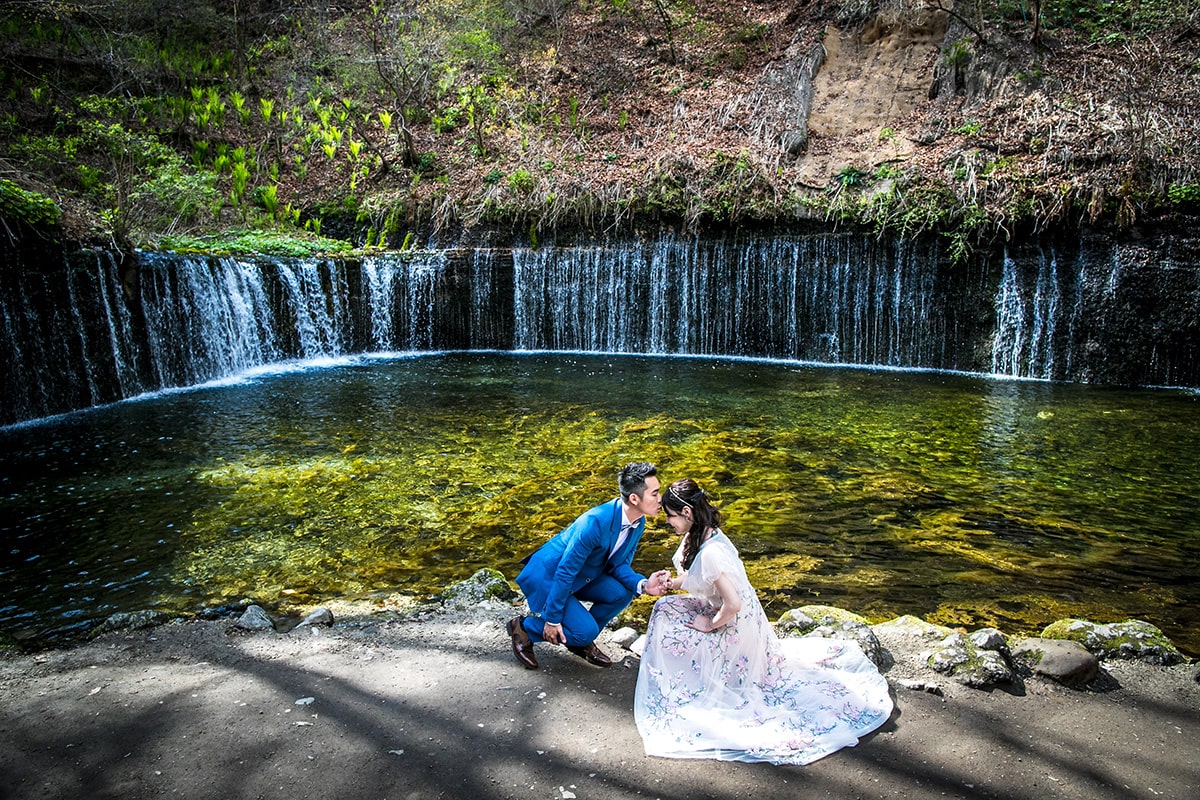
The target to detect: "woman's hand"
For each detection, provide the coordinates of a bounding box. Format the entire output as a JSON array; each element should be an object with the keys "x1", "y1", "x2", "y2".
[
  {"x1": 665, "y1": 569, "x2": 687, "y2": 592},
  {"x1": 645, "y1": 569, "x2": 673, "y2": 596},
  {"x1": 686, "y1": 575, "x2": 741, "y2": 633}
]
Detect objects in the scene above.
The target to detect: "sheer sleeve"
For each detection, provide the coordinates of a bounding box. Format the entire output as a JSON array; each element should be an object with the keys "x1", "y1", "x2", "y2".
[{"x1": 698, "y1": 533, "x2": 741, "y2": 587}]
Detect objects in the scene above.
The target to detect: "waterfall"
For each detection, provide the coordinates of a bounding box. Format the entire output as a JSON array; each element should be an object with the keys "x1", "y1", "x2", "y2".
[
  {"x1": 513, "y1": 243, "x2": 654, "y2": 352},
  {"x1": 992, "y1": 248, "x2": 1067, "y2": 378},
  {"x1": 139, "y1": 254, "x2": 281, "y2": 386},
  {"x1": 1, "y1": 248, "x2": 145, "y2": 423},
  {"x1": 65, "y1": 250, "x2": 138, "y2": 403},
  {"x1": 361, "y1": 255, "x2": 400, "y2": 348},
  {"x1": 992, "y1": 253, "x2": 1027, "y2": 376},
  {"x1": 402, "y1": 253, "x2": 444, "y2": 351},
  {"x1": 278, "y1": 258, "x2": 347, "y2": 357},
  {"x1": 988, "y1": 236, "x2": 1200, "y2": 385},
  {"x1": 514, "y1": 233, "x2": 949, "y2": 365},
  {"x1": 2, "y1": 230, "x2": 1197, "y2": 426}
]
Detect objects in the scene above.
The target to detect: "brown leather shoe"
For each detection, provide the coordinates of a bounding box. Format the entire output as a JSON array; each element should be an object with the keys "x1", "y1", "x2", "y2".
[
  {"x1": 567, "y1": 642, "x2": 613, "y2": 667},
  {"x1": 507, "y1": 616, "x2": 539, "y2": 670}
]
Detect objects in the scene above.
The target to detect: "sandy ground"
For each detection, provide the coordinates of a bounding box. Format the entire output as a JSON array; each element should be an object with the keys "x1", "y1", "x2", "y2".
[{"x1": 1, "y1": 604, "x2": 1198, "y2": 800}]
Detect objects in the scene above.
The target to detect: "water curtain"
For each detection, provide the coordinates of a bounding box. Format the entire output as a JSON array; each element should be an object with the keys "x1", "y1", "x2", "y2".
[{"x1": 2, "y1": 231, "x2": 1196, "y2": 425}]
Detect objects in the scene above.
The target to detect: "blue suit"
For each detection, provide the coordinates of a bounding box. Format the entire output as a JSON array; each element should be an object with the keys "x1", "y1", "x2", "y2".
[{"x1": 516, "y1": 497, "x2": 646, "y2": 647}]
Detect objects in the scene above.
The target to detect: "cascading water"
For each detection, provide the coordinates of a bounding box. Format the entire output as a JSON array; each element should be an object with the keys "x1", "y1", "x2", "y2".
[
  {"x1": 361, "y1": 255, "x2": 399, "y2": 349},
  {"x1": 511, "y1": 233, "x2": 957, "y2": 363},
  {"x1": 993, "y1": 248, "x2": 1071, "y2": 379},
  {"x1": 137, "y1": 253, "x2": 283, "y2": 386},
  {"x1": 1, "y1": 230, "x2": 1197, "y2": 426},
  {"x1": 1, "y1": 248, "x2": 138, "y2": 423},
  {"x1": 989, "y1": 235, "x2": 1200, "y2": 385}
]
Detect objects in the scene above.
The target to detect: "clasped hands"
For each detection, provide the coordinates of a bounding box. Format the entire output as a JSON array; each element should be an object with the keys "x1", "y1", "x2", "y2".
[
  {"x1": 642, "y1": 571, "x2": 724, "y2": 632},
  {"x1": 646, "y1": 571, "x2": 721, "y2": 633},
  {"x1": 540, "y1": 569, "x2": 676, "y2": 645},
  {"x1": 655, "y1": 570, "x2": 719, "y2": 632},
  {"x1": 644, "y1": 569, "x2": 672, "y2": 596}
]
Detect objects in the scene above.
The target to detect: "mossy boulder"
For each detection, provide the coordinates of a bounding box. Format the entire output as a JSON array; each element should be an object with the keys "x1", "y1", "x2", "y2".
[
  {"x1": 1040, "y1": 618, "x2": 1185, "y2": 666},
  {"x1": 90, "y1": 609, "x2": 176, "y2": 637},
  {"x1": 1011, "y1": 637, "x2": 1099, "y2": 688},
  {"x1": 442, "y1": 568, "x2": 518, "y2": 607},
  {"x1": 779, "y1": 605, "x2": 871, "y2": 629},
  {"x1": 871, "y1": 614, "x2": 957, "y2": 643},
  {"x1": 925, "y1": 631, "x2": 1014, "y2": 688}
]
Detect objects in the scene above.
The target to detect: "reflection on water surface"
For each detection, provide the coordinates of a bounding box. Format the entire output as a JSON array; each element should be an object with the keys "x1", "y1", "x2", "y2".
[{"x1": 2, "y1": 353, "x2": 1197, "y2": 655}]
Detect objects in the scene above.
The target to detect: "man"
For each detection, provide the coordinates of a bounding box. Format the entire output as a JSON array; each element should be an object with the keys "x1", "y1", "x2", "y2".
[{"x1": 508, "y1": 461, "x2": 671, "y2": 670}]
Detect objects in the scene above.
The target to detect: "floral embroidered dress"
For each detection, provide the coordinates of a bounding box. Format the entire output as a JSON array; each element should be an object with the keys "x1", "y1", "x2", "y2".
[{"x1": 633, "y1": 530, "x2": 894, "y2": 765}]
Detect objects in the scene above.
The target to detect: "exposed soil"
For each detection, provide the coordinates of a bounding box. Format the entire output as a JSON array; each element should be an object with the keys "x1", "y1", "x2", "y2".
[
  {"x1": 2, "y1": 604, "x2": 1197, "y2": 800},
  {"x1": 5, "y1": 3, "x2": 1199, "y2": 244}
]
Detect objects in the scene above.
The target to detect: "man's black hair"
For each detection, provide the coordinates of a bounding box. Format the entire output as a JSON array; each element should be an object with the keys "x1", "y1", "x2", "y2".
[{"x1": 618, "y1": 461, "x2": 657, "y2": 500}]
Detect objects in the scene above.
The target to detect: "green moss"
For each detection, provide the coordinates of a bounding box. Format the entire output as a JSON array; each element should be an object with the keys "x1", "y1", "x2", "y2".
[
  {"x1": 155, "y1": 229, "x2": 355, "y2": 257},
  {"x1": 1041, "y1": 618, "x2": 1185, "y2": 664},
  {"x1": 442, "y1": 567, "x2": 515, "y2": 603},
  {"x1": 796, "y1": 605, "x2": 870, "y2": 626}
]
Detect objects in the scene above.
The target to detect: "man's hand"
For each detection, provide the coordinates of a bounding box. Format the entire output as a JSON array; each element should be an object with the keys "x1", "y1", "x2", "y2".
[
  {"x1": 645, "y1": 569, "x2": 672, "y2": 596},
  {"x1": 543, "y1": 621, "x2": 565, "y2": 645}
]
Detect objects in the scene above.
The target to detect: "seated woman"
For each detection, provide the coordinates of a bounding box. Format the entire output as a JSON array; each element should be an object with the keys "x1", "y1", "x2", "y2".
[{"x1": 633, "y1": 478, "x2": 894, "y2": 765}]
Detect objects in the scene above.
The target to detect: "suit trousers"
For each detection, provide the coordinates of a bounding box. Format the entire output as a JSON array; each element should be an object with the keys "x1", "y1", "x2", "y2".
[{"x1": 522, "y1": 573, "x2": 634, "y2": 647}]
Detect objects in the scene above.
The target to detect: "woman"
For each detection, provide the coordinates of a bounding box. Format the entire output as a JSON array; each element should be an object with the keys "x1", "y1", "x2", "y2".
[{"x1": 633, "y1": 478, "x2": 894, "y2": 765}]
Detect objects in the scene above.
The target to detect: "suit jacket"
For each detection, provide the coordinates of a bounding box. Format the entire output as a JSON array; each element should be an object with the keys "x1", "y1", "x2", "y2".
[{"x1": 516, "y1": 497, "x2": 645, "y2": 626}]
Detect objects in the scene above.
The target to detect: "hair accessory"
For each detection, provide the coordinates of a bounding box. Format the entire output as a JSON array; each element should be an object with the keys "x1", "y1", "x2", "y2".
[{"x1": 668, "y1": 486, "x2": 693, "y2": 509}]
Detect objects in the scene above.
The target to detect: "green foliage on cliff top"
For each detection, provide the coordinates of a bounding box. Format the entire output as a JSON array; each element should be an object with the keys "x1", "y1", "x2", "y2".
[
  {"x1": 0, "y1": 0, "x2": 1197, "y2": 248},
  {"x1": 0, "y1": 179, "x2": 61, "y2": 227},
  {"x1": 157, "y1": 230, "x2": 355, "y2": 258}
]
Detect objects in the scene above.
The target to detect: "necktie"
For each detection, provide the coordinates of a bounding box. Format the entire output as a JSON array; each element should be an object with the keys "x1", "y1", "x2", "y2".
[{"x1": 611, "y1": 524, "x2": 633, "y2": 559}]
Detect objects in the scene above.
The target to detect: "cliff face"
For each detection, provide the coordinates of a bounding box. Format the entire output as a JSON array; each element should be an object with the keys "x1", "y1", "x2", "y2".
[
  {"x1": 758, "y1": 9, "x2": 950, "y2": 185},
  {"x1": 747, "y1": 8, "x2": 1199, "y2": 243}
]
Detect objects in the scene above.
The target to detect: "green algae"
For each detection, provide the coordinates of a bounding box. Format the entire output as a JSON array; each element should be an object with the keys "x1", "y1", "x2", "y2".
[{"x1": 2, "y1": 352, "x2": 1198, "y2": 654}]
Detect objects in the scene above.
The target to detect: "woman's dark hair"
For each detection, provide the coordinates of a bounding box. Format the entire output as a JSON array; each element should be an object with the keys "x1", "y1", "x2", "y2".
[
  {"x1": 662, "y1": 478, "x2": 722, "y2": 570},
  {"x1": 618, "y1": 461, "x2": 658, "y2": 500}
]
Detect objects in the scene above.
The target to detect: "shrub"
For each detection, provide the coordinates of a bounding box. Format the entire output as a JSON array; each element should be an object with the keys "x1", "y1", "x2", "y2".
[{"x1": 0, "y1": 179, "x2": 62, "y2": 227}]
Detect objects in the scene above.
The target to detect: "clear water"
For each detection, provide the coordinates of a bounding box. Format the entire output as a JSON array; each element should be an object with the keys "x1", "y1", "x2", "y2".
[{"x1": 2, "y1": 352, "x2": 1197, "y2": 655}]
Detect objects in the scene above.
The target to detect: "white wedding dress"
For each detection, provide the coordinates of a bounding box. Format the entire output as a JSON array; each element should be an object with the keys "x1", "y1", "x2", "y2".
[{"x1": 633, "y1": 531, "x2": 894, "y2": 765}]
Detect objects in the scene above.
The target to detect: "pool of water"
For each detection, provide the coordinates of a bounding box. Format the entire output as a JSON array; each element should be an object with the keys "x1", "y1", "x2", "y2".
[{"x1": 2, "y1": 352, "x2": 1197, "y2": 655}]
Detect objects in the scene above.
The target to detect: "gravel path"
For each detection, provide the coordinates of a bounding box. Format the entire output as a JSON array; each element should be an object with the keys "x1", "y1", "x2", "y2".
[{"x1": 2, "y1": 605, "x2": 1198, "y2": 800}]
